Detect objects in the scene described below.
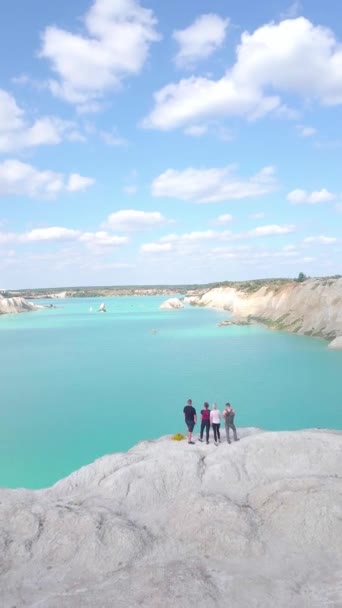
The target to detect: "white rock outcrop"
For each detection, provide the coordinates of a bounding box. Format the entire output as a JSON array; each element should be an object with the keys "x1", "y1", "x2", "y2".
[
  {"x1": 50, "y1": 291, "x2": 67, "y2": 299},
  {"x1": 199, "y1": 278, "x2": 342, "y2": 340},
  {"x1": 183, "y1": 295, "x2": 201, "y2": 305},
  {"x1": 328, "y1": 336, "x2": 342, "y2": 349},
  {"x1": 160, "y1": 297, "x2": 184, "y2": 309},
  {"x1": 0, "y1": 294, "x2": 40, "y2": 315},
  {"x1": 1, "y1": 429, "x2": 342, "y2": 607}
]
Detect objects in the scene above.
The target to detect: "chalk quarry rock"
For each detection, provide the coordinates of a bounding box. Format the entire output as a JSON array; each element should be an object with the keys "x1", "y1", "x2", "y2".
[
  {"x1": 199, "y1": 278, "x2": 342, "y2": 340},
  {"x1": 0, "y1": 294, "x2": 41, "y2": 315},
  {"x1": 183, "y1": 295, "x2": 201, "y2": 305},
  {"x1": 1, "y1": 429, "x2": 342, "y2": 608},
  {"x1": 160, "y1": 297, "x2": 184, "y2": 310},
  {"x1": 329, "y1": 336, "x2": 342, "y2": 349}
]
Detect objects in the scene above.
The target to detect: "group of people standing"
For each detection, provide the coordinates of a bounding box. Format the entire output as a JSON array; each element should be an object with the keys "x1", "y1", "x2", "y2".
[{"x1": 183, "y1": 399, "x2": 239, "y2": 446}]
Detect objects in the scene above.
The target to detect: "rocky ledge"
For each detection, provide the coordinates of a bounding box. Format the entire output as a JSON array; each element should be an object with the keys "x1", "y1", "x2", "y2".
[
  {"x1": 0, "y1": 294, "x2": 41, "y2": 315},
  {"x1": 1, "y1": 429, "x2": 342, "y2": 607},
  {"x1": 197, "y1": 277, "x2": 342, "y2": 342},
  {"x1": 217, "y1": 319, "x2": 251, "y2": 327}
]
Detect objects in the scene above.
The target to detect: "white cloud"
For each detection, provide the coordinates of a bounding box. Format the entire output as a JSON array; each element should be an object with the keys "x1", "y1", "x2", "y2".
[
  {"x1": 296, "y1": 125, "x2": 316, "y2": 137},
  {"x1": 215, "y1": 213, "x2": 233, "y2": 225},
  {"x1": 0, "y1": 227, "x2": 128, "y2": 249},
  {"x1": 160, "y1": 229, "x2": 224, "y2": 243},
  {"x1": 303, "y1": 235, "x2": 338, "y2": 245},
  {"x1": 40, "y1": 0, "x2": 160, "y2": 109},
  {"x1": 0, "y1": 89, "x2": 24, "y2": 131},
  {"x1": 24, "y1": 227, "x2": 80, "y2": 242},
  {"x1": 152, "y1": 165, "x2": 277, "y2": 203},
  {"x1": 246, "y1": 224, "x2": 295, "y2": 237},
  {"x1": 67, "y1": 173, "x2": 95, "y2": 192},
  {"x1": 287, "y1": 188, "x2": 336, "y2": 204},
  {"x1": 211, "y1": 244, "x2": 299, "y2": 261},
  {"x1": 140, "y1": 242, "x2": 173, "y2": 253},
  {"x1": 173, "y1": 14, "x2": 229, "y2": 68},
  {"x1": 107, "y1": 209, "x2": 170, "y2": 231},
  {"x1": 0, "y1": 89, "x2": 80, "y2": 153},
  {"x1": 0, "y1": 160, "x2": 94, "y2": 199},
  {"x1": 79, "y1": 231, "x2": 128, "y2": 248},
  {"x1": 144, "y1": 17, "x2": 342, "y2": 131},
  {"x1": 155, "y1": 224, "x2": 295, "y2": 248},
  {"x1": 142, "y1": 74, "x2": 279, "y2": 131}
]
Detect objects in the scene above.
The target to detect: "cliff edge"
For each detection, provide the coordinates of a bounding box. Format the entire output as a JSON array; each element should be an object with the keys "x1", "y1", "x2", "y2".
[
  {"x1": 198, "y1": 277, "x2": 342, "y2": 341},
  {"x1": 1, "y1": 429, "x2": 342, "y2": 607},
  {"x1": 0, "y1": 293, "x2": 40, "y2": 315}
]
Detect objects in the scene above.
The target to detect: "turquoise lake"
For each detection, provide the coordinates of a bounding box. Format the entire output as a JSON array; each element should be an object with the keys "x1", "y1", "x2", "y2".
[{"x1": 0, "y1": 296, "x2": 341, "y2": 489}]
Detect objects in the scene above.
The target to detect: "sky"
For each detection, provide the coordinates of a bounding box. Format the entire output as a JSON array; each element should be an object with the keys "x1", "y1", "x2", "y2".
[{"x1": 0, "y1": 0, "x2": 341, "y2": 288}]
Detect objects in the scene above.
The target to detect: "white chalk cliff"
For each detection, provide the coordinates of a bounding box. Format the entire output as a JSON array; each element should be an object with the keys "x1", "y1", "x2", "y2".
[
  {"x1": 198, "y1": 278, "x2": 342, "y2": 343},
  {"x1": 1, "y1": 429, "x2": 342, "y2": 607},
  {"x1": 329, "y1": 336, "x2": 342, "y2": 349},
  {"x1": 160, "y1": 297, "x2": 184, "y2": 309},
  {"x1": 0, "y1": 293, "x2": 40, "y2": 315}
]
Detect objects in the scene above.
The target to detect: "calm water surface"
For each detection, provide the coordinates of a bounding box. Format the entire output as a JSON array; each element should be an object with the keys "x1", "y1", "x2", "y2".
[{"x1": 0, "y1": 296, "x2": 341, "y2": 488}]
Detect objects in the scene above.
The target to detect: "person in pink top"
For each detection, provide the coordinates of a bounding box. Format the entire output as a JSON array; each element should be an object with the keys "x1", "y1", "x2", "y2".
[{"x1": 198, "y1": 402, "x2": 211, "y2": 444}]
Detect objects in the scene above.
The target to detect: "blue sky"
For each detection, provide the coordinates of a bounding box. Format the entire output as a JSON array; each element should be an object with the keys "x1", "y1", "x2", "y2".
[{"x1": 0, "y1": 0, "x2": 341, "y2": 288}]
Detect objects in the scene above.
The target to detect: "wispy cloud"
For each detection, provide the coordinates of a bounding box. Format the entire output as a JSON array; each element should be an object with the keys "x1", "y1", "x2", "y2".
[
  {"x1": 0, "y1": 88, "x2": 82, "y2": 152},
  {"x1": 303, "y1": 235, "x2": 338, "y2": 245},
  {"x1": 0, "y1": 160, "x2": 94, "y2": 199},
  {"x1": 141, "y1": 224, "x2": 296, "y2": 254},
  {"x1": 152, "y1": 165, "x2": 277, "y2": 203},
  {"x1": 287, "y1": 188, "x2": 336, "y2": 204},
  {"x1": 296, "y1": 124, "x2": 316, "y2": 137},
  {"x1": 173, "y1": 14, "x2": 229, "y2": 68},
  {"x1": 106, "y1": 209, "x2": 172, "y2": 232}
]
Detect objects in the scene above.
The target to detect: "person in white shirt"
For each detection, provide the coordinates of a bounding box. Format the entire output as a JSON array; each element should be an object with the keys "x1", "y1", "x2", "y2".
[{"x1": 210, "y1": 403, "x2": 221, "y2": 446}]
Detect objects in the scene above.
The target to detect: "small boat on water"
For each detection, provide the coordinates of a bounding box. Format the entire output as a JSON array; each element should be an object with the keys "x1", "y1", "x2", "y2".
[{"x1": 99, "y1": 303, "x2": 106, "y2": 313}]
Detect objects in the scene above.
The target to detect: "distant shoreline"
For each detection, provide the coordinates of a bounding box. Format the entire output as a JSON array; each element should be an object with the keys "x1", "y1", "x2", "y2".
[{"x1": 5, "y1": 275, "x2": 340, "y2": 299}]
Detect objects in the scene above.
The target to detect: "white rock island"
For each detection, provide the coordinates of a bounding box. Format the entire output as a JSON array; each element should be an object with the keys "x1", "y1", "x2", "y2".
[
  {"x1": 160, "y1": 297, "x2": 184, "y2": 309},
  {"x1": 0, "y1": 293, "x2": 41, "y2": 315}
]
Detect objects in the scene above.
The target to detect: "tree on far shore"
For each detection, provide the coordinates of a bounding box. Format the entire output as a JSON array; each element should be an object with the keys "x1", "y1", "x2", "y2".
[{"x1": 296, "y1": 272, "x2": 307, "y2": 282}]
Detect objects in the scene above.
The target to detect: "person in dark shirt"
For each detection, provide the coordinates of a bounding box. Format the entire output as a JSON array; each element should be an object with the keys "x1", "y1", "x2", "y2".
[
  {"x1": 183, "y1": 399, "x2": 197, "y2": 444},
  {"x1": 199, "y1": 402, "x2": 211, "y2": 444},
  {"x1": 223, "y1": 403, "x2": 239, "y2": 444}
]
